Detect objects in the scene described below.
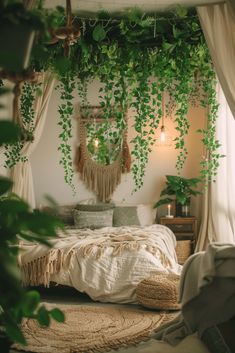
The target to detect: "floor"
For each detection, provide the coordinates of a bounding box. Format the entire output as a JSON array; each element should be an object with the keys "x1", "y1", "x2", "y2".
[{"x1": 10, "y1": 286, "x2": 210, "y2": 353}]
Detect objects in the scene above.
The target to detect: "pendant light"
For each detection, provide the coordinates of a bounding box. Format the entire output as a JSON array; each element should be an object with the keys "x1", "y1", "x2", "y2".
[{"x1": 157, "y1": 91, "x2": 172, "y2": 147}]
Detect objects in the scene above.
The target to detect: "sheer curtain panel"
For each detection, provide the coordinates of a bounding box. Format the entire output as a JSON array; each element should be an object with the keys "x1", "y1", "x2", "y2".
[
  {"x1": 196, "y1": 84, "x2": 235, "y2": 251},
  {"x1": 197, "y1": 1, "x2": 235, "y2": 119},
  {"x1": 11, "y1": 72, "x2": 54, "y2": 208}
]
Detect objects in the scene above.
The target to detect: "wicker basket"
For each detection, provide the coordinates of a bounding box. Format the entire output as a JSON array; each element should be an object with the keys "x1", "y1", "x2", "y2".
[{"x1": 176, "y1": 240, "x2": 192, "y2": 264}]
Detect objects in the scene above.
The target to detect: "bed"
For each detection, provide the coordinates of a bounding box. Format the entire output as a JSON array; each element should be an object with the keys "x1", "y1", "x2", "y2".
[{"x1": 19, "y1": 222, "x2": 182, "y2": 304}]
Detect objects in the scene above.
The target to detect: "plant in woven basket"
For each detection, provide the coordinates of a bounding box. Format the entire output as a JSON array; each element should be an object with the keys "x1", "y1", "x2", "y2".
[{"x1": 154, "y1": 175, "x2": 202, "y2": 216}]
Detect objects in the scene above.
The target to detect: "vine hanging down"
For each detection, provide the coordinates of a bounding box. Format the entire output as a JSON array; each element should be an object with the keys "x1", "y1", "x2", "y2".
[{"x1": 6, "y1": 6, "x2": 223, "y2": 191}]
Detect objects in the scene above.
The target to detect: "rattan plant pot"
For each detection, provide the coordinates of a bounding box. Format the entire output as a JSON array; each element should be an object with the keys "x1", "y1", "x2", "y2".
[{"x1": 136, "y1": 273, "x2": 181, "y2": 310}]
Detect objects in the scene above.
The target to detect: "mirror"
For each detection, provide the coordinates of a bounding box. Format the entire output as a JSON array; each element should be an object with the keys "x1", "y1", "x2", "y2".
[{"x1": 75, "y1": 106, "x2": 131, "y2": 202}]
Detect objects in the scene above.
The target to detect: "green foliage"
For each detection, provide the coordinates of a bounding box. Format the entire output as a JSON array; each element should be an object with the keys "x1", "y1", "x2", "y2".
[
  {"x1": 0, "y1": 117, "x2": 65, "y2": 347},
  {"x1": 4, "y1": 82, "x2": 38, "y2": 168},
  {"x1": 3, "y1": 5, "x2": 222, "y2": 190},
  {"x1": 0, "y1": 2, "x2": 44, "y2": 29},
  {"x1": 154, "y1": 175, "x2": 202, "y2": 207},
  {"x1": 56, "y1": 74, "x2": 76, "y2": 193}
]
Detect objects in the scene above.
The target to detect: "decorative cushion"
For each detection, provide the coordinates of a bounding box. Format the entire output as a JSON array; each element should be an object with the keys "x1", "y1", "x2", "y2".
[
  {"x1": 137, "y1": 204, "x2": 157, "y2": 226},
  {"x1": 113, "y1": 206, "x2": 140, "y2": 227},
  {"x1": 136, "y1": 273, "x2": 181, "y2": 310},
  {"x1": 42, "y1": 205, "x2": 75, "y2": 225},
  {"x1": 75, "y1": 203, "x2": 115, "y2": 212},
  {"x1": 73, "y1": 209, "x2": 114, "y2": 229}
]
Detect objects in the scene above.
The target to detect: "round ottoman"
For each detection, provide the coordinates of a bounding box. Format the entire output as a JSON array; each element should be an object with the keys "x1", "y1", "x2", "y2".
[{"x1": 136, "y1": 273, "x2": 181, "y2": 310}]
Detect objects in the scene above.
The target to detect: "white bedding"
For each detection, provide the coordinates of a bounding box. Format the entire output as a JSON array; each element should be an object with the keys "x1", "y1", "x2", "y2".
[{"x1": 19, "y1": 225, "x2": 181, "y2": 304}]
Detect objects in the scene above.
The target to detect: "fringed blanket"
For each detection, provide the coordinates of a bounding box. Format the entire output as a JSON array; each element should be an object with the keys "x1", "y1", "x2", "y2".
[{"x1": 19, "y1": 225, "x2": 182, "y2": 303}]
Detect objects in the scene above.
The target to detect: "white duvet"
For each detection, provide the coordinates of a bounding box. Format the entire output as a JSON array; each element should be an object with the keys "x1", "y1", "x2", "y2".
[{"x1": 19, "y1": 225, "x2": 181, "y2": 304}]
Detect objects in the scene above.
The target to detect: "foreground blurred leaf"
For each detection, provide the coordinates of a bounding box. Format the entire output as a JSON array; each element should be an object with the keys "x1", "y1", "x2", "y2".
[
  {"x1": 37, "y1": 306, "x2": 50, "y2": 327},
  {"x1": 50, "y1": 308, "x2": 65, "y2": 323},
  {"x1": 0, "y1": 121, "x2": 21, "y2": 145},
  {"x1": 0, "y1": 177, "x2": 12, "y2": 196},
  {"x1": 21, "y1": 291, "x2": 41, "y2": 316}
]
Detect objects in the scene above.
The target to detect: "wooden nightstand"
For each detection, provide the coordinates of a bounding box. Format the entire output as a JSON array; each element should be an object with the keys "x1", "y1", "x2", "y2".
[{"x1": 160, "y1": 217, "x2": 198, "y2": 264}]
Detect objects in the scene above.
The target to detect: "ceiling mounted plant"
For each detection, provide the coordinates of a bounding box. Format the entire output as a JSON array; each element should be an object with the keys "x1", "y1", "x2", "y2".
[
  {"x1": 48, "y1": 0, "x2": 81, "y2": 56},
  {"x1": 2, "y1": 6, "x2": 223, "y2": 195}
]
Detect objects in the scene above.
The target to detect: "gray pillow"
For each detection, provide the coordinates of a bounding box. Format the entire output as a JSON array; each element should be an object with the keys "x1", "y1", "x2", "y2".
[
  {"x1": 75, "y1": 203, "x2": 115, "y2": 212},
  {"x1": 43, "y1": 205, "x2": 74, "y2": 225},
  {"x1": 113, "y1": 206, "x2": 140, "y2": 227},
  {"x1": 73, "y1": 209, "x2": 114, "y2": 229}
]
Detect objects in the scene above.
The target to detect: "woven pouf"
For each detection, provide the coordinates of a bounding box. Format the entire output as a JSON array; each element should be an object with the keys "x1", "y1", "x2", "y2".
[{"x1": 136, "y1": 273, "x2": 181, "y2": 310}]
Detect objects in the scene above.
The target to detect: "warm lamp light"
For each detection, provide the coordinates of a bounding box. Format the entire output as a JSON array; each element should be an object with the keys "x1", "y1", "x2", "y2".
[
  {"x1": 157, "y1": 92, "x2": 172, "y2": 147},
  {"x1": 160, "y1": 125, "x2": 166, "y2": 143},
  {"x1": 94, "y1": 138, "x2": 99, "y2": 148}
]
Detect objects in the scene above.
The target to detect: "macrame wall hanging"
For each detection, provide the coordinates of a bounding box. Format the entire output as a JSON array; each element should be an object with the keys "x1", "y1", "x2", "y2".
[{"x1": 75, "y1": 106, "x2": 131, "y2": 202}]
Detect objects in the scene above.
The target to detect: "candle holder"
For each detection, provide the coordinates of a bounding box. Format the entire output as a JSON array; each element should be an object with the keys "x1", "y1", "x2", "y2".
[{"x1": 165, "y1": 204, "x2": 174, "y2": 218}]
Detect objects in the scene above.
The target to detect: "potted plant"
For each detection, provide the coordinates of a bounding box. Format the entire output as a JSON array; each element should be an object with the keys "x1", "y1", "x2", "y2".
[
  {"x1": 154, "y1": 175, "x2": 202, "y2": 217},
  {"x1": 0, "y1": 2, "x2": 44, "y2": 72}
]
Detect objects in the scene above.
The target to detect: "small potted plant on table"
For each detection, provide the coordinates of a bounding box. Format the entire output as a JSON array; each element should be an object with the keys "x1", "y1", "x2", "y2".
[{"x1": 154, "y1": 175, "x2": 202, "y2": 217}]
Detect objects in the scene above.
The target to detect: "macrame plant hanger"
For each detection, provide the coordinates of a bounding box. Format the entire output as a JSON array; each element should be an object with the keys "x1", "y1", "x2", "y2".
[
  {"x1": 48, "y1": 0, "x2": 81, "y2": 57},
  {"x1": 75, "y1": 107, "x2": 131, "y2": 202}
]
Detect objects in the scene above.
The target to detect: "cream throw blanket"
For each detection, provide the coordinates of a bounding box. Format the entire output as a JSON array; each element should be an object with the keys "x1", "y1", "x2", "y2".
[
  {"x1": 18, "y1": 225, "x2": 181, "y2": 303},
  {"x1": 153, "y1": 243, "x2": 235, "y2": 344}
]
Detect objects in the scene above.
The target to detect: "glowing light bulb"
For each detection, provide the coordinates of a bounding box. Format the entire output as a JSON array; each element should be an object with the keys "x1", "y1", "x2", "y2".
[
  {"x1": 160, "y1": 125, "x2": 166, "y2": 143},
  {"x1": 94, "y1": 138, "x2": 99, "y2": 148}
]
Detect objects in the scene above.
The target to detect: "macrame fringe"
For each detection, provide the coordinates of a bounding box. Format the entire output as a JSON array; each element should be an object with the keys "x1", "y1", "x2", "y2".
[
  {"x1": 21, "y1": 248, "x2": 74, "y2": 287},
  {"x1": 78, "y1": 150, "x2": 122, "y2": 202},
  {"x1": 75, "y1": 114, "x2": 131, "y2": 202},
  {"x1": 20, "y1": 231, "x2": 173, "y2": 287}
]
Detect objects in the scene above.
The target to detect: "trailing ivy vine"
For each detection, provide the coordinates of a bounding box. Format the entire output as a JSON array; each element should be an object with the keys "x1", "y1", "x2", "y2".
[
  {"x1": 4, "y1": 82, "x2": 37, "y2": 168},
  {"x1": 56, "y1": 73, "x2": 76, "y2": 193},
  {"x1": 5, "y1": 5, "x2": 222, "y2": 191}
]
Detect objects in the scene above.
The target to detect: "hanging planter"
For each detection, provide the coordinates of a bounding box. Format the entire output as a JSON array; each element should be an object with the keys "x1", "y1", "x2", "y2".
[
  {"x1": 0, "y1": 24, "x2": 35, "y2": 72},
  {"x1": 0, "y1": 3, "x2": 44, "y2": 72}
]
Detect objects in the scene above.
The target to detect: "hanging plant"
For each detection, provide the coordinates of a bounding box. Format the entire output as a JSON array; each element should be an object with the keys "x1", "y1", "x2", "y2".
[
  {"x1": 26, "y1": 6, "x2": 222, "y2": 191},
  {"x1": 57, "y1": 73, "x2": 76, "y2": 193},
  {"x1": 4, "y1": 81, "x2": 38, "y2": 168}
]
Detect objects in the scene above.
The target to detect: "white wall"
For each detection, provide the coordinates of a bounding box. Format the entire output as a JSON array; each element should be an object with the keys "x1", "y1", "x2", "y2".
[{"x1": 30, "y1": 80, "x2": 206, "y2": 221}]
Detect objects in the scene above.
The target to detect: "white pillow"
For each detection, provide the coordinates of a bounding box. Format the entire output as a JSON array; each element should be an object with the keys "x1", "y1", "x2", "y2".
[{"x1": 137, "y1": 204, "x2": 157, "y2": 226}]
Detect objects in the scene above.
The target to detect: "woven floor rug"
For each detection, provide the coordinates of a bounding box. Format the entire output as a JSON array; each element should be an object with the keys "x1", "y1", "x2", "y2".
[{"x1": 12, "y1": 303, "x2": 176, "y2": 353}]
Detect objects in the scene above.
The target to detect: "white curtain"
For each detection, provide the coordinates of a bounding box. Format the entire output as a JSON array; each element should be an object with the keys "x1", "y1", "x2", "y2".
[
  {"x1": 11, "y1": 72, "x2": 54, "y2": 208},
  {"x1": 196, "y1": 83, "x2": 235, "y2": 251},
  {"x1": 197, "y1": 1, "x2": 235, "y2": 119}
]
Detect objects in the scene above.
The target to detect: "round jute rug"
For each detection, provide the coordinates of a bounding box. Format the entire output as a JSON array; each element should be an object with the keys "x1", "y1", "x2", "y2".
[{"x1": 12, "y1": 303, "x2": 176, "y2": 353}]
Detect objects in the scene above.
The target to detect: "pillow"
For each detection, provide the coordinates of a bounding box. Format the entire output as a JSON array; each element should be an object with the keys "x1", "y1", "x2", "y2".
[
  {"x1": 113, "y1": 206, "x2": 140, "y2": 227},
  {"x1": 73, "y1": 209, "x2": 114, "y2": 229},
  {"x1": 75, "y1": 203, "x2": 115, "y2": 212},
  {"x1": 42, "y1": 205, "x2": 75, "y2": 225},
  {"x1": 137, "y1": 204, "x2": 157, "y2": 226}
]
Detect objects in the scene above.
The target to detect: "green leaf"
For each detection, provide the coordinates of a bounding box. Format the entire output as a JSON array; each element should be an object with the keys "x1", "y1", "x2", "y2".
[
  {"x1": 50, "y1": 308, "x2": 65, "y2": 322},
  {"x1": 0, "y1": 177, "x2": 12, "y2": 196},
  {"x1": 0, "y1": 121, "x2": 21, "y2": 145},
  {"x1": 21, "y1": 290, "x2": 40, "y2": 316},
  {"x1": 4, "y1": 316, "x2": 26, "y2": 345},
  {"x1": 92, "y1": 25, "x2": 106, "y2": 42},
  {"x1": 37, "y1": 305, "x2": 50, "y2": 327}
]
